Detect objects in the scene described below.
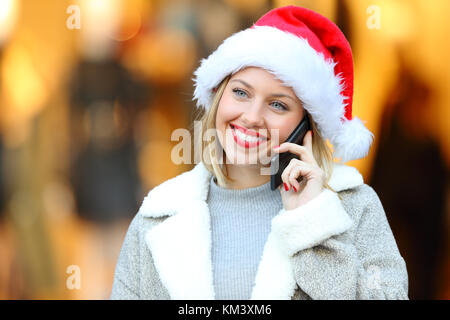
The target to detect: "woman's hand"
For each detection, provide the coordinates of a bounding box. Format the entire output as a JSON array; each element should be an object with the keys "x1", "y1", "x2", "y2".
[{"x1": 273, "y1": 130, "x2": 326, "y2": 210}]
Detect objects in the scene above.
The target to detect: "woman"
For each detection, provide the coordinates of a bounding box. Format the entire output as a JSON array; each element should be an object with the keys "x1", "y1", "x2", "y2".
[{"x1": 110, "y1": 5, "x2": 408, "y2": 300}]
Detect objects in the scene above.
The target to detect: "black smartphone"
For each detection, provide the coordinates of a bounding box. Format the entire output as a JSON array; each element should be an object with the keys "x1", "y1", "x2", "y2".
[{"x1": 270, "y1": 114, "x2": 311, "y2": 191}]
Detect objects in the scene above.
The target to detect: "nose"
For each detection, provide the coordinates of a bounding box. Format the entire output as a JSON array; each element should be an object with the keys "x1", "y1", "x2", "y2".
[{"x1": 240, "y1": 100, "x2": 265, "y2": 128}]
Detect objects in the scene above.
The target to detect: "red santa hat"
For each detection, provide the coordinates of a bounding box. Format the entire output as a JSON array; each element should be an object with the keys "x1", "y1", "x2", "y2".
[{"x1": 192, "y1": 5, "x2": 374, "y2": 163}]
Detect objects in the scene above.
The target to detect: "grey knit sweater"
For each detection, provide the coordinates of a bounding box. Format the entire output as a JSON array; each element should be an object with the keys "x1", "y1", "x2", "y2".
[
  {"x1": 208, "y1": 176, "x2": 283, "y2": 299},
  {"x1": 110, "y1": 162, "x2": 409, "y2": 300}
]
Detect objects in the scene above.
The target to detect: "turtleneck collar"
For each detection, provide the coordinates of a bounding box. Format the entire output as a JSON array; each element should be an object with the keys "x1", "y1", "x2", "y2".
[{"x1": 208, "y1": 175, "x2": 282, "y2": 211}]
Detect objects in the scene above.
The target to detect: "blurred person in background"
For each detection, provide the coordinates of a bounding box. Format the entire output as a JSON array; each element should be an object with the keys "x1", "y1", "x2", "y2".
[
  {"x1": 370, "y1": 50, "x2": 449, "y2": 299},
  {"x1": 69, "y1": 58, "x2": 149, "y2": 225}
]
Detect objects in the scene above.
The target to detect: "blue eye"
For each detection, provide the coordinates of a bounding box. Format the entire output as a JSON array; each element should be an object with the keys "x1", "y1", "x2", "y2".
[
  {"x1": 232, "y1": 88, "x2": 248, "y2": 98},
  {"x1": 271, "y1": 101, "x2": 287, "y2": 111}
]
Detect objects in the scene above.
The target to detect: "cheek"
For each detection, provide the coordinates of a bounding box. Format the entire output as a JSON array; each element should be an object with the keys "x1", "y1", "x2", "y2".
[
  {"x1": 269, "y1": 118, "x2": 300, "y2": 142},
  {"x1": 216, "y1": 95, "x2": 240, "y2": 127}
]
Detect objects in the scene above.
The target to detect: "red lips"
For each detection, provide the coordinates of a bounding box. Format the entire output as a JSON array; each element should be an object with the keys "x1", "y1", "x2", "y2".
[
  {"x1": 230, "y1": 123, "x2": 267, "y2": 138},
  {"x1": 230, "y1": 124, "x2": 267, "y2": 149}
]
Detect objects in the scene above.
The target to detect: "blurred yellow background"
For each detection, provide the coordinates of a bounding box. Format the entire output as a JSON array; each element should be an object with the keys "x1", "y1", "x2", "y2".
[{"x1": 0, "y1": 0, "x2": 449, "y2": 299}]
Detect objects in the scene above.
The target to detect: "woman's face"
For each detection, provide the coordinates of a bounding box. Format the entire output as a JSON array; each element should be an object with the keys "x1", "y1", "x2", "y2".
[{"x1": 215, "y1": 67, "x2": 305, "y2": 166}]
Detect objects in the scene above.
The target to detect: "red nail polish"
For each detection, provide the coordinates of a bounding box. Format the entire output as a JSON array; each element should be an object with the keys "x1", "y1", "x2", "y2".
[
  {"x1": 273, "y1": 145, "x2": 280, "y2": 149},
  {"x1": 293, "y1": 186, "x2": 297, "y2": 192},
  {"x1": 284, "y1": 183, "x2": 289, "y2": 191}
]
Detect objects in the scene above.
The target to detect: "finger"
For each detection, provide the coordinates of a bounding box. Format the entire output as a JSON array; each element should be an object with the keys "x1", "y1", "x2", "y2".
[
  {"x1": 288, "y1": 165, "x2": 309, "y2": 191},
  {"x1": 303, "y1": 130, "x2": 313, "y2": 154},
  {"x1": 281, "y1": 158, "x2": 307, "y2": 189},
  {"x1": 273, "y1": 142, "x2": 314, "y2": 164}
]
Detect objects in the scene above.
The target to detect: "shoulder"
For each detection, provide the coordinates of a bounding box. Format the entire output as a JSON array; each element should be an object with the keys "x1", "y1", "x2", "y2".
[
  {"x1": 339, "y1": 183, "x2": 382, "y2": 208},
  {"x1": 328, "y1": 162, "x2": 381, "y2": 210},
  {"x1": 122, "y1": 210, "x2": 165, "y2": 244},
  {"x1": 136, "y1": 162, "x2": 212, "y2": 218},
  {"x1": 338, "y1": 183, "x2": 388, "y2": 231}
]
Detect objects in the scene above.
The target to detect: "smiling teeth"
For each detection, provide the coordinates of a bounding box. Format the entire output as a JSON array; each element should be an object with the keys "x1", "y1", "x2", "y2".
[{"x1": 234, "y1": 128, "x2": 265, "y2": 142}]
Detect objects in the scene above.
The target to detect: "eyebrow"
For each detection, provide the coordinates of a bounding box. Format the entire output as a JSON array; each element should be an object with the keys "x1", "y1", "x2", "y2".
[{"x1": 230, "y1": 79, "x2": 298, "y2": 103}]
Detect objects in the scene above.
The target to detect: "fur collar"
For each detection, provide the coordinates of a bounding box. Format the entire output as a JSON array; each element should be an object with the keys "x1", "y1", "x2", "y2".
[
  {"x1": 139, "y1": 162, "x2": 363, "y2": 299},
  {"x1": 139, "y1": 161, "x2": 363, "y2": 218}
]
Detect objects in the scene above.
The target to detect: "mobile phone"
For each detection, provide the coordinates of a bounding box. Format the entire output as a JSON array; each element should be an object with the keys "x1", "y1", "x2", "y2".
[{"x1": 270, "y1": 114, "x2": 311, "y2": 191}]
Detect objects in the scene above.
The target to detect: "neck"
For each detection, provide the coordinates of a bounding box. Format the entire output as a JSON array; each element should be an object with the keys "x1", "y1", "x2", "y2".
[{"x1": 221, "y1": 164, "x2": 271, "y2": 189}]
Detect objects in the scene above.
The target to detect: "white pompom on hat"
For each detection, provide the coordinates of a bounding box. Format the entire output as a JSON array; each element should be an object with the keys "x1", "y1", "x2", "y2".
[{"x1": 192, "y1": 5, "x2": 374, "y2": 163}]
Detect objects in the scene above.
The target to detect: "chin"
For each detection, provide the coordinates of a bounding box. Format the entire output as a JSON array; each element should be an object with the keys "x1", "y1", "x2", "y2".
[{"x1": 223, "y1": 148, "x2": 269, "y2": 167}]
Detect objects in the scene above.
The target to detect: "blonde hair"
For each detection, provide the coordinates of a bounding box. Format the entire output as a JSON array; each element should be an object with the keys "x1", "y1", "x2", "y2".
[{"x1": 190, "y1": 75, "x2": 340, "y2": 197}]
